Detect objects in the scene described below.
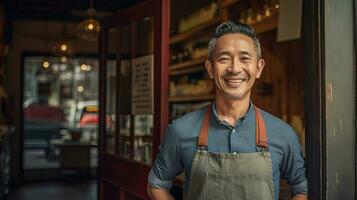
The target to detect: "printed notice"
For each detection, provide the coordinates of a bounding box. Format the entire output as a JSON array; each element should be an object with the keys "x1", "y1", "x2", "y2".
[{"x1": 132, "y1": 55, "x2": 154, "y2": 114}]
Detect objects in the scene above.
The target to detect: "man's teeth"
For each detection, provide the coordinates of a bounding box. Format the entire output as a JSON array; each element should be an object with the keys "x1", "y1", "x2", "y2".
[{"x1": 226, "y1": 79, "x2": 244, "y2": 83}]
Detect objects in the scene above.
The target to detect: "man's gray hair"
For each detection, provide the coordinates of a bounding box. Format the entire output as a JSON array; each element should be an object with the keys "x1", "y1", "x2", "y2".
[{"x1": 208, "y1": 21, "x2": 262, "y2": 60}]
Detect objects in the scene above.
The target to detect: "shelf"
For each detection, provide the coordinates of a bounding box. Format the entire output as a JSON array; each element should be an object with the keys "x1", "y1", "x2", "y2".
[
  {"x1": 168, "y1": 94, "x2": 215, "y2": 103},
  {"x1": 170, "y1": 18, "x2": 221, "y2": 45},
  {"x1": 169, "y1": 66, "x2": 205, "y2": 76},
  {"x1": 251, "y1": 12, "x2": 279, "y2": 34},
  {"x1": 169, "y1": 57, "x2": 206, "y2": 71},
  {"x1": 169, "y1": 0, "x2": 246, "y2": 45},
  {"x1": 170, "y1": 11, "x2": 278, "y2": 45}
]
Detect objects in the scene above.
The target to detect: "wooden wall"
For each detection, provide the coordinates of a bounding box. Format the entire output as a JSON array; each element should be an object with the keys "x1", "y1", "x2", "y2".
[
  {"x1": 253, "y1": 29, "x2": 304, "y2": 118},
  {"x1": 252, "y1": 29, "x2": 305, "y2": 148}
]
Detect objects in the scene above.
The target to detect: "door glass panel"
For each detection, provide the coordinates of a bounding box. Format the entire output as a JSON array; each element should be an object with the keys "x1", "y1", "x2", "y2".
[
  {"x1": 105, "y1": 27, "x2": 117, "y2": 154},
  {"x1": 118, "y1": 24, "x2": 132, "y2": 159},
  {"x1": 133, "y1": 17, "x2": 154, "y2": 164},
  {"x1": 118, "y1": 115, "x2": 130, "y2": 159},
  {"x1": 136, "y1": 17, "x2": 154, "y2": 56},
  {"x1": 133, "y1": 115, "x2": 153, "y2": 164}
]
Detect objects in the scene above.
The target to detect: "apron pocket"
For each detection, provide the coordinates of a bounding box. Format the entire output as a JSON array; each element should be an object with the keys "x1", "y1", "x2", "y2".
[{"x1": 205, "y1": 173, "x2": 274, "y2": 200}]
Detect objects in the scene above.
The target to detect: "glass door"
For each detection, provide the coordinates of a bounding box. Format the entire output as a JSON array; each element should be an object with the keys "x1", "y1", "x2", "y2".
[{"x1": 98, "y1": 0, "x2": 170, "y2": 199}]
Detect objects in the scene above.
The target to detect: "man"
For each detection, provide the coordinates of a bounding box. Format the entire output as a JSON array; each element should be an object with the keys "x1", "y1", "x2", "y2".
[{"x1": 147, "y1": 21, "x2": 307, "y2": 200}]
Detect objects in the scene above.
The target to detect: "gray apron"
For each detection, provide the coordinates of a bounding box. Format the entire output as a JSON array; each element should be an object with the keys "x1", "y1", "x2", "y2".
[{"x1": 186, "y1": 105, "x2": 275, "y2": 200}]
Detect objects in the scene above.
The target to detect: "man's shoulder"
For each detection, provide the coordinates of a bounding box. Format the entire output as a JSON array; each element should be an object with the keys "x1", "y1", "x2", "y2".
[
  {"x1": 169, "y1": 105, "x2": 209, "y2": 134},
  {"x1": 259, "y1": 108, "x2": 298, "y2": 141},
  {"x1": 172, "y1": 105, "x2": 208, "y2": 126}
]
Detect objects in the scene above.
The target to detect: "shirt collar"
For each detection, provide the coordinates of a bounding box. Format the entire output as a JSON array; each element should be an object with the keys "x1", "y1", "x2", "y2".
[{"x1": 211, "y1": 101, "x2": 255, "y2": 127}]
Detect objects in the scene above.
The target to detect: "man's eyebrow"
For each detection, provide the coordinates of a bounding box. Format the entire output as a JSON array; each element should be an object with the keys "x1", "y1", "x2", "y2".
[
  {"x1": 216, "y1": 51, "x2": 231, "y2": 57},
  {"x1": 216, "y1": 50, "x2": 254, "y2": 57},
  {"x1": 239, "y1": 51, "x2": 253, "y2": 57}
]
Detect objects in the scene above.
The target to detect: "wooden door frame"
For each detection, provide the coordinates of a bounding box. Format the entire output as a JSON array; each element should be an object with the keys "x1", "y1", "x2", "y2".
[
  {"x1": 304, "y1": 0, "x2": 357, "y2": 199},
  {"x1": 303, "y1": 0, "x2": 325, "y2": 199},
  {"x1": 354, "y1": 0, "x2": 357, "y2": 197},
  {"x1": 98, "y1": 0, "x2": 170, "y2": 199}
]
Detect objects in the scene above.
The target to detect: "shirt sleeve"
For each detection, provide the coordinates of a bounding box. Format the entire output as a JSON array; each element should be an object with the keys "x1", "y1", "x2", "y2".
[
  {"x1": 281, "y1": 126, "x2": 308, "y2": 195},
  {"x1": 148, "y1": 124, "x2": 184, "y2": 190}
]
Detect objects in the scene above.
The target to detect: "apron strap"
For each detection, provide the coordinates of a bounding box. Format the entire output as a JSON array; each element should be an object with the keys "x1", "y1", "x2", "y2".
[
  {"x1": 197, "y1": 104, "x2": 269, "y2": 149},
  {"x1": 253, "y1": 106, "x2": 268, "y2": 149},
  {"x1": 197, "y1": 105, "x2": 212, "y2": 148}
]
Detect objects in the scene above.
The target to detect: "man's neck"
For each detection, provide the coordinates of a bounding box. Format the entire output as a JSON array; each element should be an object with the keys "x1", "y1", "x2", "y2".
[{"x1": 215, "y1": 94, "x2": 251, "y2": 126}]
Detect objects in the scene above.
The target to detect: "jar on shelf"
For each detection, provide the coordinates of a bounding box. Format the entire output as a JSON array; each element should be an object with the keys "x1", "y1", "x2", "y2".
[
  {"x1": 263, "y1": 4, "x2": 271, "y2": 17},
  {"x1": 271, "y1": 0, "x2": 280, "y2": 10},
  {"x1": 239, "y1": 12, "x2": 247, "y2": 24},
  {"x1": 182, "y1": 49, "x2": 191, "y2": 61},
  {"x1": 170, "y1": 54, "x2": 178, "y2": 65},
  {"x1": 246, "y1": 8, "x2": 254, "y2": 24},
  {"x1": 177, "y1": 52, "x2": 184, "y2": 63}
]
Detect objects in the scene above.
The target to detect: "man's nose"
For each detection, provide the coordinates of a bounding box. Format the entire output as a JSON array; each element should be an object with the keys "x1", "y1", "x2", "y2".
[{"x1": 227, "y1": 58, "x2": 243, "y2": 73}]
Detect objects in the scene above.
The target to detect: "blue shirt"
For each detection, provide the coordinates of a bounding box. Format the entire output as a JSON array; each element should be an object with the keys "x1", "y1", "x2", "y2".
[{"x1": 148, "y1": 102, "x2": 307, "y2": 199}]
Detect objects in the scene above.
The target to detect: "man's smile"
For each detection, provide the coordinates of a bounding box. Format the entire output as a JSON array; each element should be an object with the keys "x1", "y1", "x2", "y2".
[{"x1": 223, "y1": 77, "x2": 247, "y2": 88}]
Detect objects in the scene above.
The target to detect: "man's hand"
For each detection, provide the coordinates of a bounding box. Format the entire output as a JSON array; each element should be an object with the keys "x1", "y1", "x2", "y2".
[
  {"x1": 147, "y1": 184, "x2": 175, "y2": 200},
  {"x1": 291, "y1": 194, "x2": 307, "y2": 200}
]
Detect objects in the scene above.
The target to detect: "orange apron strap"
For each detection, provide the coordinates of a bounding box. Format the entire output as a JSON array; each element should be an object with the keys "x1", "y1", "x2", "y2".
[
  {"x1": 197, "y1": 105, "x2": 212, "y2": 148},
  {"x1": 253, "y1": 106, "x2": 268, "y2": 149}
]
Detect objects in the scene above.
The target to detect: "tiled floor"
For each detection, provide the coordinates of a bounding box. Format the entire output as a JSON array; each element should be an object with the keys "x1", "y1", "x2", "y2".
[{"x1": 8, "y1": 180, "x2": 97, "y2": 200}]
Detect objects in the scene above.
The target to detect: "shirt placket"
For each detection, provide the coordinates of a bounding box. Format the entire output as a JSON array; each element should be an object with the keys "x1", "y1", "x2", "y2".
[{"x1": 229, "y1": 120, "x2": 243, "y2": 153}]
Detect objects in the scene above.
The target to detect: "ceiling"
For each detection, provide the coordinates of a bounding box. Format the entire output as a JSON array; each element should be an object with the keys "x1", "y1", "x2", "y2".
[{"x1": 4, "y1": 0, "x2": 143, "y2": 21}]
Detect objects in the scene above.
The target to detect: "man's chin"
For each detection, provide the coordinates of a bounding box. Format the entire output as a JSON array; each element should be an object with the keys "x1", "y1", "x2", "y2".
[{"x1": 222, "y1": 92, "x2": 247, "y2": 100}]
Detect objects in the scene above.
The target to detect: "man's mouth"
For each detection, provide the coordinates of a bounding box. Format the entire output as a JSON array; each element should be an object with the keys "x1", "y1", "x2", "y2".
[{"x1": 224, "y1": 78, "x2": 246, "y2": 87}]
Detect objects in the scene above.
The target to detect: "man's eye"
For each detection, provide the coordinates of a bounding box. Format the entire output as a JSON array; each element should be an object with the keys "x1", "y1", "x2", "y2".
[
  {"x1": 219, "y1": 57, "x2": 230, "y2": 62},
  {"x1": 241, "y1": 57, "x2": 251, "y2": 62}
]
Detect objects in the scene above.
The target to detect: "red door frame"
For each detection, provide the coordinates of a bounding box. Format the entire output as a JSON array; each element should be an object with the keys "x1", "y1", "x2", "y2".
[{"x1": 98, "y1": 0, "x2": 170, "y2": 199}]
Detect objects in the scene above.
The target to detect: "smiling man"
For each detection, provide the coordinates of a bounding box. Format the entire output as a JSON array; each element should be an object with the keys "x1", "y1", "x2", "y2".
[{"x1": 147, "y1": 21, "x2": 307, "y2": 200}]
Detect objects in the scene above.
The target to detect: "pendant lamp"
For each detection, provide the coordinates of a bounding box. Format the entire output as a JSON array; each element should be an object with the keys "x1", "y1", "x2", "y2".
[
  {"x1": 77, "y1": 0, "x2": 101, "y2": 42},
  {"x1": 53, "y1": 22, "x2": 73, "y2": 57}
]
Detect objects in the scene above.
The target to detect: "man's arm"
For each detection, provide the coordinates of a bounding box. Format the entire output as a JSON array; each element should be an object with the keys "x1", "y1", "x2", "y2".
[
  {"x1": 291, "y1": 193, "x2": 307, "y2": 200},
  {"x1": 147, "y1": 124, "x2": 183, "y2": 199},
  {"x1": 280, "y1": 126, "x2": 308, "y2": 198},
  {"x1": 147, "y1": 184, "x2": 175, "y2": 200}
]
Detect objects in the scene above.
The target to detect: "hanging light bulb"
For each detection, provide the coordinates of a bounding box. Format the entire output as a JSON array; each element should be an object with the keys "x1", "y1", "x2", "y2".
[
  {"x1": 87, "y1": 23, "x2": 94, "y2": 30},
  {"x1": 60, "y1": 44, "x2": 67, "y2": 51},
  {"x1": 77, "y1": 0, "x2": 101, "y2": 42},
  {"x1": 52, "y1": 40, "x2": 73, "y2": 57},
  {"x1": 53, "y1": 22, "x2": 73, "y2": 57},
  {"x1": 42, "y1": 60, "x2": 50, "y2": 69}
]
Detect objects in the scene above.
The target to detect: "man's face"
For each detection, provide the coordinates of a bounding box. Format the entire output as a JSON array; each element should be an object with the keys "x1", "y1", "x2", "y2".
[{"x1": 205, "y1": 33, "x2": 265, "y2": 100}]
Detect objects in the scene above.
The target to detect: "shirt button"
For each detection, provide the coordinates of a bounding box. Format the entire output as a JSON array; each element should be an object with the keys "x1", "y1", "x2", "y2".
[
  {"x1": 233, "y1": 152, "x2": 237, "y2": 154},
  {"x1": 232, "y1": 129, "x2": 235, "y2": 133}
]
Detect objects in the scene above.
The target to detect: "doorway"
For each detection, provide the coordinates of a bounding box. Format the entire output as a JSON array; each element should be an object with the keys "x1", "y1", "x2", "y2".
[{"x1": 21, "y1": 54, "x2": 100, "y2": 181}]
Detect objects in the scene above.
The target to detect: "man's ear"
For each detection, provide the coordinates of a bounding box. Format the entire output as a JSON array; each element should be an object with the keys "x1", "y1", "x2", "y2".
[
  {"x1": 256, "y1": 59, "x2": 265, "y2": 78},
  {"x1": 205, "y1": 60, "x2": 214, "y2": 78}
]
